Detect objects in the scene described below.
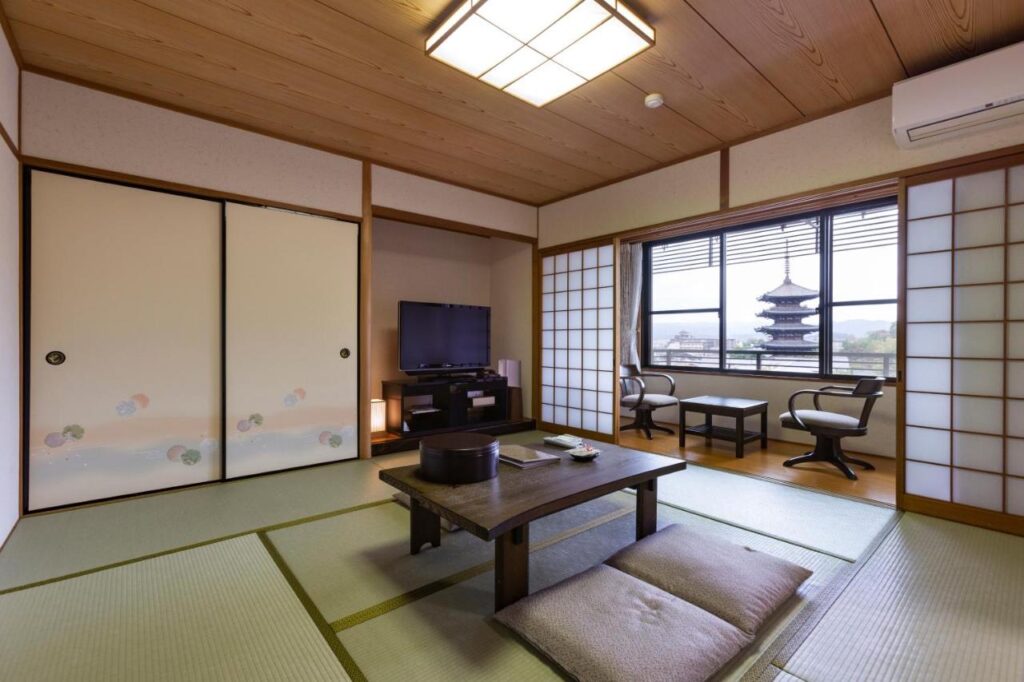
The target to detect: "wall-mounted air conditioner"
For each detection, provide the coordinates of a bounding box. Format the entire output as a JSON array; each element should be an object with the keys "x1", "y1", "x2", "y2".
[{"x1": 892, "y1": 41, "x2": 1024, "y2": 148}]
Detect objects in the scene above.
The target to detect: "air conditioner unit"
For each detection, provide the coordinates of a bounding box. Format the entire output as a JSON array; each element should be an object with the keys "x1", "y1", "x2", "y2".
[{"x1": 892, "y1": 41, "x2": 1024, "y2": 148}]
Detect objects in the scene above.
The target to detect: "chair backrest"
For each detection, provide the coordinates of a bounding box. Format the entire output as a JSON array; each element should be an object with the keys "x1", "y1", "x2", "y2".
[
  {"x1": 619, "y1": 364, "x2": 641, "y2": 396},
  {"x1": 852, "y1": 377, "x2": 885, "y2": 428}
]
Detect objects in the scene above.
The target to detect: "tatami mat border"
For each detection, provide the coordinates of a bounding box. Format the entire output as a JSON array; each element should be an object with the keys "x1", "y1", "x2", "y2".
[
  {"x1": 738, "y1": 511, "x2": 904, "y2": 682},
  {"x1": 258, "y1": 532, "x2": 369, "y2": 682}
]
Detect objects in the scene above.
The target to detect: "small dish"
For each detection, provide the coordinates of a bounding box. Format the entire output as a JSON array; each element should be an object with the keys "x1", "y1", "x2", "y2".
[{"x1": 567, "y1": 446, "x2": 600, "y2": 462}]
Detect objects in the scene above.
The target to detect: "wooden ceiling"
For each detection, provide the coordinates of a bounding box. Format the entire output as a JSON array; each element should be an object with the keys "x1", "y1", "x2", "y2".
[{"x1": 3, "y1": 0, "x2": 1023, "y2": 205}]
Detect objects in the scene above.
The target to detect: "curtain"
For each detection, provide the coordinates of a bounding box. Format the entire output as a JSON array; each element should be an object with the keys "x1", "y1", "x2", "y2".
[{"x1": 619, "y1": 242, "x2": 643, "y2": 369}]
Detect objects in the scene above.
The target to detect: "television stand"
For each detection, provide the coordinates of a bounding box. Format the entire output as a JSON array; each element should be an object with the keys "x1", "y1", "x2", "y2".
[{"x1": 374, "y1": 375, "x2": 532, "y2": 456}]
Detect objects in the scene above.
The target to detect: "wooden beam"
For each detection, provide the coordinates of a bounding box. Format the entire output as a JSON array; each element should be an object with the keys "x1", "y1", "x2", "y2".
[
  {"x1": 719, "y1": 148, "x2": 730, "y2": 210},
  {"x1": 359, "y1": 161, "x2": 373, "y2": 459},
  {"x1": 371, "y1": 205, "x2": 536, "y2": 244}
]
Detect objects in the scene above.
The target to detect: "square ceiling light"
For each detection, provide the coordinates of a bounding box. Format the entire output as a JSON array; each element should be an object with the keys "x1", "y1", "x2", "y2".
[{"x1": 426, "y1": 0, "x2": 655, "y2": 107}]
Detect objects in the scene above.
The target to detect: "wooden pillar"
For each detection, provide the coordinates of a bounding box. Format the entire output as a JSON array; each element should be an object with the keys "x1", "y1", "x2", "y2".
[{"x1": 359, "y1": 162, "x2": 373, "y2": 459}]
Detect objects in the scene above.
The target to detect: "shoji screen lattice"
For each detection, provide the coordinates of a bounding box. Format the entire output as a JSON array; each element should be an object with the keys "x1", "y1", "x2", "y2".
[
  {"x1": 540, "y1": 245, "x2": 616, "y2": 436},
  {"x1": 903, "y1": 161, "x2": 1024, "y2": 521}
]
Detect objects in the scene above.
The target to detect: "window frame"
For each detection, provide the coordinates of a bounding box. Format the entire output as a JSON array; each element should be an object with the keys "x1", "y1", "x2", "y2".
[{"x1": 642, "y1": 197, "x2": 898, "y2": 382}]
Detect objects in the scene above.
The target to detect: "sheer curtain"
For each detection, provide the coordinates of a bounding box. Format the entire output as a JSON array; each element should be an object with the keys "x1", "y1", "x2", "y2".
[{"x1": 619, "y1": 242, "x2": 643, "y2": 369}]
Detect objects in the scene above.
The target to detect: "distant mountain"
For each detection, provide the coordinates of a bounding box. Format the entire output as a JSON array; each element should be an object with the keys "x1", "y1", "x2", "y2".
[{"x1": 651, "y1": 318, "x2": 891, "y2": 342}]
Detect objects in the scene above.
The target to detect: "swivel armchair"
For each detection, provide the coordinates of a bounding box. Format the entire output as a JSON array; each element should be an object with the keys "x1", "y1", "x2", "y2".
[
  {"x1": 619, "y1": 365, "x2": 678, "y2": 440},
  {"x1": 779, "y1": 377, "x2": 884, "y2": 480}
]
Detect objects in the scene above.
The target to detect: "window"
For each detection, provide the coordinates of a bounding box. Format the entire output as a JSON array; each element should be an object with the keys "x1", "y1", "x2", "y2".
[{"x1": 644, "y1": 200, "x2": 898, "y2": 379}]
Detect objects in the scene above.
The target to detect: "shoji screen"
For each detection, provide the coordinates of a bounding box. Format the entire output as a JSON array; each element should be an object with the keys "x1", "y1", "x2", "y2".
[
  {"x1": 225, "y1": 204, "x2": 359, "y2": 477},
  {"x1": 28, "y1": 172, "x2": 222, "y2": 510},
  {"x1": 540, "y1": 244, "x2": 616, "y2": 437},
  {"x1": 903, "y1": 160, "x2": 1024, "y2": 525}
]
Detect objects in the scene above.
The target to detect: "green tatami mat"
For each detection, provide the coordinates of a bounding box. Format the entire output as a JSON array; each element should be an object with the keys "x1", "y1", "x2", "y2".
[
  {"x1": 0, "y1": 458, "x2": 398, "y2": 591},
  {"x1": 268, "y1": 492, "x2": 636, "y2": 623},
  {"x1": 0, "y1": 535, "x2": 350, "y2": 682},
  {"x1": 336, "y1": 504, "x2": 845, "y2": 682},
  {"x1": 655, "y1": 465, "x2": 896, "y2": 560},
  {"x1": 0, "y1": 432, "x2": 547, "y2": 592},
  {"x1": 782, "y1": 513, "x2": 1024, "y2": 682}
]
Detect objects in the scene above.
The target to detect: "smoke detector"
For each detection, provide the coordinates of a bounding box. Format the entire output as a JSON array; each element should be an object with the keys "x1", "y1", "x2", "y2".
[{"x1": 644, "y1": 93, "x2": 664, "y2": 109}]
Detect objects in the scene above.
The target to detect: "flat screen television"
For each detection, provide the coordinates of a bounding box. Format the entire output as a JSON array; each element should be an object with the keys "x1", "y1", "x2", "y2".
[{"x1": 399, "y1": 301, "x2": 490, "y2": 375}]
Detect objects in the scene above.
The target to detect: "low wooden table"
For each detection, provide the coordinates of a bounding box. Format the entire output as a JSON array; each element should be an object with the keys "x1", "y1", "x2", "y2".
[
  {"x1": 679, "y1": 395, "x2": 769, "y2": 458},
  {"x1": 379, "y1": 441, "x2": 686, "y2": 611}
]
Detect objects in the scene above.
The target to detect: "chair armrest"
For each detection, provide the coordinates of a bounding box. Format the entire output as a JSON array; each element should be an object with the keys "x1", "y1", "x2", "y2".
[
  {"x1": 620, "y1": 376, "x2": 646, "y2": 407},
  {"x1": 787, "y1": 389, "x2": 830, "y2": 429},
  {"x1": 636, "y1": 372, "x2": 676, "y2": 397}
]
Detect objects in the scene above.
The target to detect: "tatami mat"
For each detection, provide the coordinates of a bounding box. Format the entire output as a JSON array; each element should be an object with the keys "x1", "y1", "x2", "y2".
[
  {"x1": 333, "y1": 503, "x2": 845, "y2": 682},
  {"x1": 781, "y1": 513, "x2": 1024, "y2": 681},
  {"x1": 0, "y1": 535, "x2": 349, "y2": 682},
  {"x1": 0, "y1": 453, "x2": 416, "y2": 591},
  {"x1": 268, "y1": 493, "x2": 636, "y2": 623},
  {"x1": 655, "y1": 464, "x2": 896, "y2": 560}
]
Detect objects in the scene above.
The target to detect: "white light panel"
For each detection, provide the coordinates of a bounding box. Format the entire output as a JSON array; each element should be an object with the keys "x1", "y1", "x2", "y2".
[{"x1": 427, "y1": 0, "x2": 655, "y2": 106}]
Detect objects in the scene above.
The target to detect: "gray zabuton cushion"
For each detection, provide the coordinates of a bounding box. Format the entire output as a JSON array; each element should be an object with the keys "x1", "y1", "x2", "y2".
[
  {"x1": 495, "y1": 565, "x2": 750, "y2": 682},
  {"x1": 606, "y1": 525, "x2": 812, "y2": 635}
]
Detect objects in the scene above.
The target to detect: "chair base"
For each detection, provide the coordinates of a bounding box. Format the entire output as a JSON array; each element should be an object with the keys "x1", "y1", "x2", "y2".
[
  {"x1": 783, "y1": 435, "x2": 875, "y2": 481},
  {"x1": 620, "y1": 408, "x2": 674, "y2": 440}
]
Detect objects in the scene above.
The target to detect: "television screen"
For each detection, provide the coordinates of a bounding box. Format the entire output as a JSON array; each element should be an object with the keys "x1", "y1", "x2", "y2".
[{"x1": 399, "y1": 301, "x2": 490, "y2": 374}]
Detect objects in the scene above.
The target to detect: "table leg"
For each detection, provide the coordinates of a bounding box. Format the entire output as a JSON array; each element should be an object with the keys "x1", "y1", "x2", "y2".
[
  {"x1": 410, "y1": 498, "x2": 441, "y2": 555},
  {"x1": 636, "y1": 478, "x2": 657, "y2": 540},
  {"x1": 704, "y1": 413, "x2": 712, "y2": 445},
  {"x1": 495, "y1": 524, "x2": 529, "y2": 611},
  {"x1": 679, "y1": 409, "x2": 686, "y2": 448},
  {"x1": 735, "y1": 415, "x2": 744, "y2": 458},
  {"x1": 760, "y1": 410, "x2": 768, "y2": 449}
]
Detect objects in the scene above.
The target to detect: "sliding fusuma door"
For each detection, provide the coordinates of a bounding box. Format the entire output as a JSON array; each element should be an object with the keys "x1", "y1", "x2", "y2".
[
  {"x1": 224, "y1": 204, "x2": 359, "y2": 477},
  {"x1": 902, "y1": 157, "x2": 1024, "y2": 532},
  {"x1": 28, "y1": 171, "x2": 222, "y2": 510}
]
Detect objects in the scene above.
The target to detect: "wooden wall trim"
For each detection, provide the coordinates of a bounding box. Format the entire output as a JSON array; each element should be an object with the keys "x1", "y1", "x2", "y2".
[
  {"x1": 902, "y1": 494, "x2": 1023, "y2": 536},
  {"x1": 0, "y1": 122, "x2": 17, "y2": 160},
  {"x1": 359, "y1": 162, "x2": 372, "y2": 460},
  {"x1": 22, "y1": 156, "x2": 362, "y2": 224},
  {"x1": 371, "y1": 205, "x2": 537, "y2": 244}
]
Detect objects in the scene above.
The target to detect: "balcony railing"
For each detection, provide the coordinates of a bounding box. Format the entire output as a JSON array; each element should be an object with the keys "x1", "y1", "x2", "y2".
[{"x1": 649, "y1": 348, "x2": 895, "y2": 377}]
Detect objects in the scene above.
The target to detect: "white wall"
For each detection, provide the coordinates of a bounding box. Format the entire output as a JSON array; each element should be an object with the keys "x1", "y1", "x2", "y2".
[
  {"x1": 372, "y1": 165, "x2": 537, "y2": 240},
  {"x1": 730, "y1": 96, "x2": 1024, "y2": 207},
  {"x1": 540, "y1": 97, "x2": 1024, "y2": 248},
  {"x1": 21, "y1": 73, "x2": 362, "y2": 217},
  {"x1": 624, "y1": 371, "x2": 896, "y2": 457},
  {"x1": 0, "y1": 28, "x2": 18, "y2": 545},
  {"x1": 370, "y1": 218, "x2": 534, "y2": 419},
  {"x1": 538, "y1": 152, "x2": 719, "y2": 247},
  {"x1": 490, "y1": 238, "x2": 534, "y2": 418},
  {"x1": 371, "y1": 219, "x2": 493, "y2": 391}
]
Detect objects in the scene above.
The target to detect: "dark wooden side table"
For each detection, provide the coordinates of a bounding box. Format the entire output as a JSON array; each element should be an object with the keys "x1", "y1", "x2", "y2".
[{"x1": 679, "y1": 395, "x2": 769, "y2": 458}]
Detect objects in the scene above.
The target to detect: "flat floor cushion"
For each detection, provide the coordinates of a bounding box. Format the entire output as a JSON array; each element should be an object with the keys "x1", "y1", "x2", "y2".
[
  {"x1": 606, "y1": 525, "x2": 812, "y2": 635},
  {"x1": 495, "y1": 564, "x2": 750, "y2": 682}
]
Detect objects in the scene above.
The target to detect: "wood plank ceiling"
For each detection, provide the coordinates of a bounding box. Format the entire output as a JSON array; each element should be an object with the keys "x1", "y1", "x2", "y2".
[{"x1": 3, "y1": 0, "x2": 1023, "y2": 205}]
